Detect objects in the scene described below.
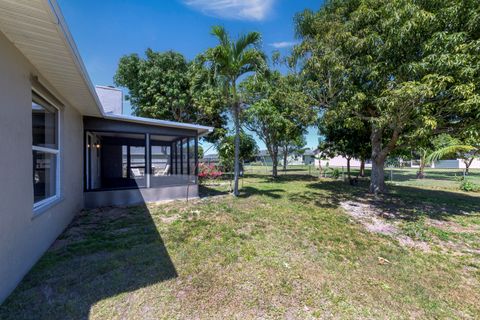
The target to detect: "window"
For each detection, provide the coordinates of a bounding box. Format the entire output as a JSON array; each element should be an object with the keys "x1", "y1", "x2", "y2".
[{"x1": 32, "y1": 92, "x2": 60, "y2": 207}]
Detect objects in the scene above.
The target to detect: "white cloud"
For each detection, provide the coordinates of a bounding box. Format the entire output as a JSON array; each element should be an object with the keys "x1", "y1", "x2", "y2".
[
  {"x1": 182, "y1": 0, "x2": 274, "y2": 21},
  {"x1": 269, "y1": 41, "x2": 297, "y2": 49}
]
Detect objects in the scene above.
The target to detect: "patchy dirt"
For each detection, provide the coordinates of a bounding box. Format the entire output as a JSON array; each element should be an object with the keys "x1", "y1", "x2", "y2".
[
  {"x1": 340, "y1": 200, "x2": 430, "y2": 251},
  {"x1": 427, "y1": 219, "x2": 480, "y2": 234}
]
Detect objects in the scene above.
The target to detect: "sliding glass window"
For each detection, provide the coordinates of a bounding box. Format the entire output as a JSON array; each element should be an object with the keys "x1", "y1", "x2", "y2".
[{"x1": 32, "y1": 92, "x2": 59, "y2": 207}]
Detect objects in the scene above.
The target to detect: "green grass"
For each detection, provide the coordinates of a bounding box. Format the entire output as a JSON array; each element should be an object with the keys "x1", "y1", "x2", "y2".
[{"x1": 1, "y1": 169, "x2": 479, "y2": 319}]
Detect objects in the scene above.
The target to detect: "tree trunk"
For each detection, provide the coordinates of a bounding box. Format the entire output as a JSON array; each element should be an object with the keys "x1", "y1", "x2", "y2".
[
  {"x1": 346, "y1": 157, "x2": 351, "y2": 180},
  {"x1": 272, "y1": 153, "x2": 278, "y2": 178},
  {"x1": 359, "y1": 159, "x2": 365, "y2": 177},
  {"x1": 318, "y1": 157, "x2": 323, "y2": 179},
  {"x1": 283, "y1": 146, "x2": 288, "y2": 171},
  {"x1": 464, "y1": 158, "x2": 474, "y2": 175},
  {"x1": 233, "y1": 103, "x2": 240, "y2": 196},
  {"x1": 369, "y1": 128, "x2": 387, "y2": 194},
  {"x1": 417, "y1": 158, "x2": 426, "y2": 179}
]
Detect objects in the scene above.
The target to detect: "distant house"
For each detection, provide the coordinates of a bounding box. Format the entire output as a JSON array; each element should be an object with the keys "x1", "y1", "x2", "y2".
[
  {"x1": 0, "y1": 1, "x2": 213, "y2": 303},
  {"x1": 201, "y1": 153, "x2": 220, "y2": 163},
  {"x1": 314, "y1": 156, "x2": 372, "y2": 168},
  {"x1": 256, "y1": 149, "x2": 315, "y2": 166},
  {"x1": 416, "y1": 159, "x2": 480, "y2": 169}
]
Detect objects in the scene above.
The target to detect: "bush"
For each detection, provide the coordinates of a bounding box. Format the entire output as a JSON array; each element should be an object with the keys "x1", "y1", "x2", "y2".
[
  {"x1": 198, "y1": 163, "x2": 223, "y2": 181},
  {"x1": 459, "y1": 180, "x2": 480, "y2": 192},
  {"x1": 325, "y1": 167, "x2": 340, "y2": 179}
]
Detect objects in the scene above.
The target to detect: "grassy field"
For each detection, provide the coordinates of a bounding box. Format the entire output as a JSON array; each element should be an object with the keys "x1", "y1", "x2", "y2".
[{"x1": 1, "y1": 168, "x2": 479, "y2": 319}]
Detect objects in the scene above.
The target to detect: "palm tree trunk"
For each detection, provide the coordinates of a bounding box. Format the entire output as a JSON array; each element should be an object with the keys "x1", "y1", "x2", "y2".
[{"x1": 233, "y1": 103, "x2": 240, "y2": 196}]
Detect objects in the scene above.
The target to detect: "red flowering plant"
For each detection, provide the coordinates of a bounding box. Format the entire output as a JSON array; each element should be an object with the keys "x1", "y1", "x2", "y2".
[{"x1": 198, "y1": 162, "x2": 223, "y2": 182}]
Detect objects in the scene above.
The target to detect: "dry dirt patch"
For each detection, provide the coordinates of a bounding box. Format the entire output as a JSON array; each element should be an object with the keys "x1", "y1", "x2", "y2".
[{"x1": 340, "y1": 200, "x2": 430, "y2": 251}]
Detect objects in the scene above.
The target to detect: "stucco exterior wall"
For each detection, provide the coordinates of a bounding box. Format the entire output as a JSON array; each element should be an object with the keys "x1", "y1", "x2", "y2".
[
  {"x1": 315, "y1": 156, "x2": 372, "y2": 168},
  {"x1": 0, "y1": 32, "x2": 84, "y2": 302}
]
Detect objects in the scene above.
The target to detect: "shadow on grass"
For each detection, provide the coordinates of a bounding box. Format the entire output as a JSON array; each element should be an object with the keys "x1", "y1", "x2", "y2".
[
  {"x1": 199, "y1": 184, "x2": 231, "y2": 197},
  {"x1": 298, "y1": 180, "x2": 480, "y2": 221},
  {"x1": 0, "y1": 204, "x2": 177, "y2": 319},
  {"x1": 238, "y1": 186, "x2": 285, "y2": 199},
  {"x1": 245, "y1": 173, "x2": 318, "y2": 184}
]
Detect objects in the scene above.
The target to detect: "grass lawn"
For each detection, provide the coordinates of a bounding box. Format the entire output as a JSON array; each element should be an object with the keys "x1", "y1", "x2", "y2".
[{"x1": 1, "y1": 169, "x2": 479, "y2": 319}]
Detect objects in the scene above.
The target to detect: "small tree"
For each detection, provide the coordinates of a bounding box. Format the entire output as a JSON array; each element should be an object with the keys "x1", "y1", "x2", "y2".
[
  {"x1": 428, "y1": 131, "x2": 479, "y2": 174},
  {"x1": 218, "y1": 133, "x2": 258, "y2": 173},
  {"x1": 242, "y1": 70, "x2": 315, "y2": 177},
  {"x1": 200, "y1": 26, "x2": 266, "y2": 196}
]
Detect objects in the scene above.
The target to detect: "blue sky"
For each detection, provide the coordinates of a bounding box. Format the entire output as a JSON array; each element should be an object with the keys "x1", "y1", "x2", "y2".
[{"x1": 58, "y1": 0, "x2": 322, "y2": 153}]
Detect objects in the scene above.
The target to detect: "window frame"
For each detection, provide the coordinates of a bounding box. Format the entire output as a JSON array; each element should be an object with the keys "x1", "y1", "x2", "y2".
[{"x1": 32, "y1": 89, "x2": 61, "y2": 213}]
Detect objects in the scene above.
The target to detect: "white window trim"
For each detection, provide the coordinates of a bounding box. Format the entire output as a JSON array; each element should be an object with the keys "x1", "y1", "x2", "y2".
[{"x1": 32, "y1": 88, "x2": 62, "y2": 214}]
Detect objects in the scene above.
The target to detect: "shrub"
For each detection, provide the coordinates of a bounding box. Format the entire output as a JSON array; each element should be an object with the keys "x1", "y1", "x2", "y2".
[
  {"x1": 459, "y1": 180, "x2": 480, "y2": 192},
  {"x1": 198, "y1": 163, "x2": 223, "y2": 181}
]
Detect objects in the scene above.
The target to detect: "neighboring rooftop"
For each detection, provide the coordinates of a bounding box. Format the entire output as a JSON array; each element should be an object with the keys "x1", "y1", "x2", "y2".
[{"x1": 95, "y1": 86, "x2": 123, "y2": 115}]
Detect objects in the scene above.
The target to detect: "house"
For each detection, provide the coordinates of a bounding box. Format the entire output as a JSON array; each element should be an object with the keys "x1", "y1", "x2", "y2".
[
  {"x1": 202, "y1": 153, "x2": 220, "y2": 163},
  {"x1": 255, "y1": 149, "x2": 315, "y2": 166},
  {"x1": 0, "y1": 0, "x2": 212, "y2": 303},
  {"x1": 314, "y1": 155, "x2": 373, "y2": 168},
  {"x1": 411, "y1": 159, "x2": 480, "y2": 169}
]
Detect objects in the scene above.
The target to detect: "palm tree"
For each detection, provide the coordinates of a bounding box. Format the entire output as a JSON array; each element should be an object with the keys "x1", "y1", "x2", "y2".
[
  {"x1": 201, "y1": 26, "x2": 266, "y2": 196},
  {"x1": 427, "y1": 144, "x2": 478, "y2": 174}
]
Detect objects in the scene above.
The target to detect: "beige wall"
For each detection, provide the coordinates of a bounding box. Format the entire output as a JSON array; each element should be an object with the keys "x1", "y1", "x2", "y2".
[{"x1": 0, "y1": 32, "x2": 84, "y2": 302}]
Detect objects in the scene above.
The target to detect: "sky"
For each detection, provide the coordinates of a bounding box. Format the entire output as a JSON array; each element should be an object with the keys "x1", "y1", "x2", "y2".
[{"x1": 58, "y1": 0, "x2": 323, "y2": 154}]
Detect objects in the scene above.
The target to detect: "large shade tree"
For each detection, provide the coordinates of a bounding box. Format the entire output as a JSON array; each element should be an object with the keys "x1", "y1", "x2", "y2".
[
  {"x1": 296, "y1": 0, "x2": 480, "y2": 193},
  {"x1": 114, "y1": 49, "x2": 227, "y2": 142},
  {"x1": 200, "y1": 26, "x2": 266, "y2": 196}
]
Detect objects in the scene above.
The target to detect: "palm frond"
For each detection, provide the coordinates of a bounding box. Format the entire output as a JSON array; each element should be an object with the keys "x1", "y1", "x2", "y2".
[
  {"x1": 427, "y1": 145, "x2": 476, "y2": 163},
  {"x1": 234, "y1": 31, "x2": 261, "y2": 57},
  {"x1": 211, "y1": 25, "x2": 230, "y2": 48}
]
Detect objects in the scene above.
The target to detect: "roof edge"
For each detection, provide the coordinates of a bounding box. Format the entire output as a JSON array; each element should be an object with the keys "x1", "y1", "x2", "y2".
[{"x1": 103, "y1": 113, "x2": 214, "y2": 136}]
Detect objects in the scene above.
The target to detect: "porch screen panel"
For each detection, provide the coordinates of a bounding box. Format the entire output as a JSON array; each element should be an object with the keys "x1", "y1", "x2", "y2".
[
  {"x1": 189, "y1": 137, "x2": 196, "y2": 176},
  {"x1": 182, "y1": 138, "x2": 189, "y2": 176},
  {"x1": 176, "y1": 140, "x2": 182, "y2": 175},
  {"x1": 86, "y1": 132, "x2": 146, "y2": 190},
  {"x1": 150, "y1": 134, "x2": 174, "y2": 188}
]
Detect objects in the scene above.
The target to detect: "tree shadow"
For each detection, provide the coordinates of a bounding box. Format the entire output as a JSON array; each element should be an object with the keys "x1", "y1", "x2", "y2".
[
  {"x1": 245, "y1": 173, "x2": 318, "y2": 184},
  {"x1": 301, "y1": 180, "x2": 480, "y2": 221},
  {"x1": 0, "y1": 204, "x2": 177, "y2": 319},
  {"x1": 199, "y1": 184, "x2": 231, "y2": 197},
  {"x1": 238, "y1": 186, "x2": 285, "y2": 199}
]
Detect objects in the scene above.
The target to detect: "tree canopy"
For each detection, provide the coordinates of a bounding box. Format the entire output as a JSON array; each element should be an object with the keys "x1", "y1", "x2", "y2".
[
  {"x1": 114, "y1": 49, "x2": 227, "y2": 142},
  {"x1": 296, "y1": 0, "x2": 480, "y2": 193},
  {"x1": 241, "y1": 69, "x2": 315, "y2": 177}
]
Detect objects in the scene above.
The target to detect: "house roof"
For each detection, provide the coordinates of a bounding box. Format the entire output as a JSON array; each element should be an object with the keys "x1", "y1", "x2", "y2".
[{"x1": 0, "y1": 0, "x2": 214, "y2": 136}]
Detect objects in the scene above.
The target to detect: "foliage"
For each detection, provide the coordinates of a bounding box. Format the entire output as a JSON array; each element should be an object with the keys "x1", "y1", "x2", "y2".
[
  {"x1": 199, "y1": 26, "x2": 266, "y2": 195},
  {"x1": 318, "y1": 113, "x2": 371, "y2": 177},
  {"x1": 114, "y1": 49, "x2": 227, "y2": 142},
  {"x1": 428, "y1": 130, "x2": 479, "y2": 172},
  {"x1": 459, "y1": 180, "x2": 480, "y2": 192},
  {"x1": 295, "y1": 0, "x2": 480, "y2": 193},
  {"x1": 241, "y1": 68, "x2": 315, "y2": 177},
  {"x1": 114, "y1": 50, "x2": 190, "y2": 120},
  {"x1": 218, "y1": 133, "x2": 258, "y2": 172},
  {"x1": 198, "y1": 163, "x2": 223, "y2": 181},
  {"x1": 197, "y1": 145, "x2": 204, "y2": 160}
]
